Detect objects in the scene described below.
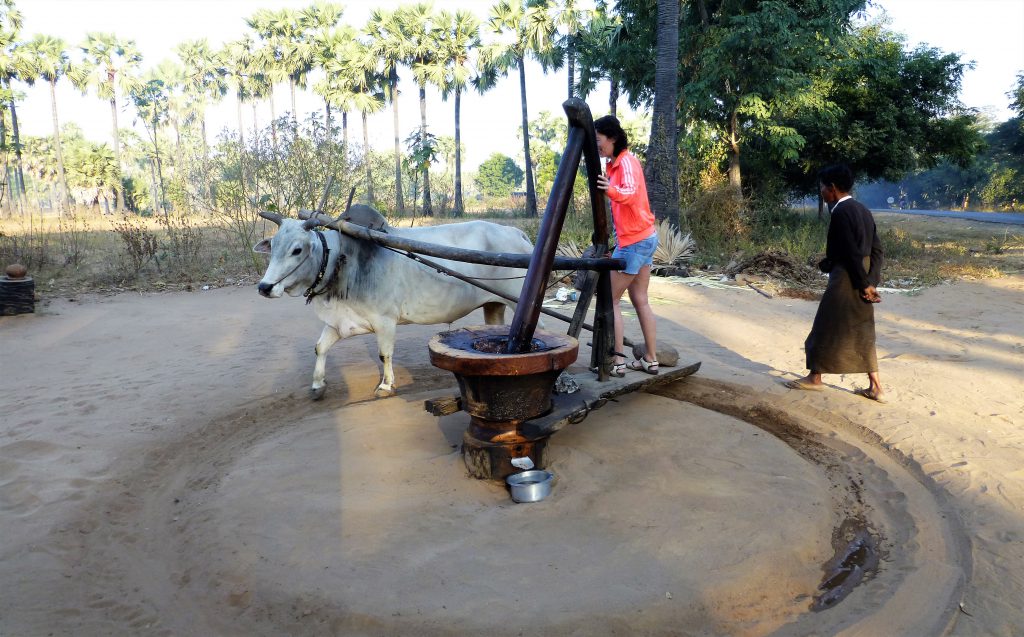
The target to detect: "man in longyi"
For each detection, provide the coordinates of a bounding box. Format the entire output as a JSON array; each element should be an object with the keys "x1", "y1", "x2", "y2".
[{"x1": 787, "y1": 164, "x2": 886, "y2": 402}]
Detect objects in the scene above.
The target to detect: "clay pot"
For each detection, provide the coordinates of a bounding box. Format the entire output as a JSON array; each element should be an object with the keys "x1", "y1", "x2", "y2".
[{"x1": 5, "y1": 263, "x2": 27, "y2": 279}]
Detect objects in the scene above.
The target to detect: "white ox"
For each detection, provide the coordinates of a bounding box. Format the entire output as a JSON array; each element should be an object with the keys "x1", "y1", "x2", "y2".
[{"x1": 254, "y1": 212, "x2": 533, "y2": 399}]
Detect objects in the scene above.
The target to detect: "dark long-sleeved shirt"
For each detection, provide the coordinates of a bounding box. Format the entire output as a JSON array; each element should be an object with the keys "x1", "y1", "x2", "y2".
[{"x1": 826, "y1": 196, "x2": 884, "y2": 290}]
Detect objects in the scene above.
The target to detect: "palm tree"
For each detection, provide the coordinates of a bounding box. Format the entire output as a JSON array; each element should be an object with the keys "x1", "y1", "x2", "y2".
[
  {"x1": 247, "y1": 9, "x2": 289, "y2": 145},
  {"x1": 175, "y1": 38, "x2": 226, "y2": 161},
  {"x1": 301, "y1": 2, "x2": 345, "y2": 128},
  {"x1": 310, "y1": 24, "x2": 358, "y2": 135},
  {"x1": 400, "y1": 3, "x2": 443, "y2": 217},
  {"x1": 313, "y1": 29, "x2": 362, "y2": 148},
  {"x1": 574, "y1": 8, "x2": 622, "y2": 116},
  {"x1": 336, "y1": 37, "x2": 386, "y2": 204},
  {"x1": 129, "y1": 77, "x2": 170, "y2": 217},
  {"x1": 645, "y1": 0, "x2": 680, "y2": 226},
  {"x1": 72, "y1": 32, "x2": 142, "y2": 212},
  {"x1": 430, "y1": 9, "x2": 481, "y2": 217},
  {"x1": 480, "y1": 0, "x2": 557, "y2": 217},
  {"x1": 0, "y1": 1, "x2": 26, "y2": 205},
  {"x1": 221, "y1": 36, "x2": 260, "y2": 145},
  {"x1": 366, "y1": 8, "x2": 410, "y2": 215},
  {"x1": 554, "y1": 0, "x2": 590, "y2": 98},
  {"x1": 19, "y1": 34, "x2": 72, "y2": 211},
  {"x1": 151, "y1": 59, "x2": 187, "y2": 168}
]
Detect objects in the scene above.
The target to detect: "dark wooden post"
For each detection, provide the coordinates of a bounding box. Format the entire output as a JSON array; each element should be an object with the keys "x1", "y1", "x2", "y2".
[{"x1": 506, "y1": 99, "x2": 613, "y2": 356}]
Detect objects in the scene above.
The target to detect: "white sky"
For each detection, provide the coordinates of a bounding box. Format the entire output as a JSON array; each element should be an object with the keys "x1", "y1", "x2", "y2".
[{"x1": 13, "y1": 0, "x2": 1024, "y2": 170}]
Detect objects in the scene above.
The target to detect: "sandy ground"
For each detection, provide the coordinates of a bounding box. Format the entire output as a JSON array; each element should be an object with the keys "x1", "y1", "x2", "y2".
[{"x1": 1, "y1": 273, "x2": 1022, "y2": 636}]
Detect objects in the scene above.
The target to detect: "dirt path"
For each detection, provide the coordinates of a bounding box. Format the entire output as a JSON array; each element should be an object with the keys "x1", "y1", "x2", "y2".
[{"x1": 1, "y1": 275, "x2": 1021, "y2": 635}]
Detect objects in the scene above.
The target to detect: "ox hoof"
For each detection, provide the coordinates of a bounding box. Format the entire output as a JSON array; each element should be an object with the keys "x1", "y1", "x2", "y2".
[
  {"x1": 374, "y1": 386, "x2": 396, "y2": 399},
  {"x1": 309, "y1": 385, "x2": 327, "y2": 401}
]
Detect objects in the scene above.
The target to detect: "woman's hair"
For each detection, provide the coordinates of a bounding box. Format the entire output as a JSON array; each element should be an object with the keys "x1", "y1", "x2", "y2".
[
  {"x1": 818, "y1": 164, "x2": 855, "y2": 192},
  {"x1": 594, "y1": 115, "x2": 629, "y2": 157}
]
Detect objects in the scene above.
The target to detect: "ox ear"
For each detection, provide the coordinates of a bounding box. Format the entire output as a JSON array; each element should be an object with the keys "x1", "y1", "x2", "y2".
[{"x1": 253, "y1": 238, "x2": 272, "y2": 254}]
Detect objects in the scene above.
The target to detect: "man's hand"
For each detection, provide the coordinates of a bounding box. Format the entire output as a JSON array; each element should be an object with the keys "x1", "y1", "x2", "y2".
[{"x1": 861, "y1": 285, "x2": 882, "y2": 303}]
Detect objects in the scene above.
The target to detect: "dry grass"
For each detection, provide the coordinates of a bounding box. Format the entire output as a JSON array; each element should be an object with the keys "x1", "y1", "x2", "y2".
[
  {"x1": 2, "y1": 207, "x2": 1021, "y2": 300},
  {"x1": 873, "y1": 212, "x2": 1024, "y2": 286}
]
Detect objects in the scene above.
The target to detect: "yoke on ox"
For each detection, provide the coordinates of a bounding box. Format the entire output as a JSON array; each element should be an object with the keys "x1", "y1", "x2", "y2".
[{"x1": 255, "y1": 99, "x2": 700, "y2": 481}]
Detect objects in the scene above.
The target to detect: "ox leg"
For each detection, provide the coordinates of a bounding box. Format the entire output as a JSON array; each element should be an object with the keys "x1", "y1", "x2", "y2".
[
  {"x1": 374, "y1": 322, "x2": 398, "y2": 398},
  {"x1": 483, "y1": 302, "x2": 506, "y2": 325},
  {"x1": 310, "y1": 324, "x2": 341, "y2": 400}
]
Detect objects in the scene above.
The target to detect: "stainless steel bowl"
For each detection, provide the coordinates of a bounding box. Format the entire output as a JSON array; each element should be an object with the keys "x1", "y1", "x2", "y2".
[{"x1": 506, "y1": 470, "x2": 554, "y2": 503}]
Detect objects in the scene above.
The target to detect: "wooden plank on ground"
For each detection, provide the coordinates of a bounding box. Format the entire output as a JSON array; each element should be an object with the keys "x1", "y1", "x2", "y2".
[{"x1": 520, "y1": 361, "x2": 701, "y2": 439}]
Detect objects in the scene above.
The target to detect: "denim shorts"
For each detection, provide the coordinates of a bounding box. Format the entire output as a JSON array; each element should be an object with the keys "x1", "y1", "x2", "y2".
[{"x1": 612, "y1": 232, "x2": 658, "y2": 275}]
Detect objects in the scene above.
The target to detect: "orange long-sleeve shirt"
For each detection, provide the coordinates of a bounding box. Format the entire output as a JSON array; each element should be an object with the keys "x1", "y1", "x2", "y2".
[{"x1": 605, "y1": 150, "x2": 656, "y2": 247}]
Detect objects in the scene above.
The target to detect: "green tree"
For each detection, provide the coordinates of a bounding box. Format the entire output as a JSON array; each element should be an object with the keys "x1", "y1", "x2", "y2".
[
  {"x1": 63, "y1": 134, "x2": 119, "y2": 212},
  {"x1": 611, "y1": 0, "x2": 866, "y2": 192},
  {"x1": 175, "y1": 38, "x2": 226, "y2": 160},
  {"x1": 475, "y1": 152, "x2": 523, "y2": 197},
  {"x1": 400, "y1": 3, "x2": 443, "y2": 217},
  {"x1": 340, "y1": 38, "x2": 387, "y2": 204},
  {"x1": 0, "y1": 0, "x2": 26, "y2": 204},
  {"x1": 19, "y1": 33, "x2": 72, "y2": 210},
  {"x1": 554, "y1": 0, "x2": 590, "y2": 98},
  {"x1": 72, "y1": 32, "x2": 143, "y2": 212},
  {"x1": 778, "y1": 22, "x2": 985, "y2": 210},
  {"x1": 366, "y1": 8, "x2": 410, "y2": 214},
  {"x1": 428, "y1": 8, "x2": 480, "y2": 217},
  {"x1": 480, "y1": 0, "x2": 558, "y2": 216},
  {"x1": 129, "y1": 78, "x2": 170, "y2": 216},
  {"x1": 574, "y1": 4, "x2": 622, "y2": 115}
]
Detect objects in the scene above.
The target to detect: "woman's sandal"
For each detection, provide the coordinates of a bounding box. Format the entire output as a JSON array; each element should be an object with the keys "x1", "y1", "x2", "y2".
[
  {"x1": 610, "y1": 351, "x2": 627, "y2": 378},
  {"x1": 627, "y1": 358, "x2": 659, "y2": 375}
]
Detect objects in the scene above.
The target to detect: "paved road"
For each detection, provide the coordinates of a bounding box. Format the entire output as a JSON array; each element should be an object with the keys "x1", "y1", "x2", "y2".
[{"x1": 873, "y1": 208, "x2": 1024, "y2": 225}]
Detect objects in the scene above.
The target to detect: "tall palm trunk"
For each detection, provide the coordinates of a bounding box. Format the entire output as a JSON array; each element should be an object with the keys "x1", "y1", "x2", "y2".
[
  {"x1": 390, "y1": 70, "x2": 404, "y2": 214},
  {"x1": 237, "y1": 96, "x2": 246, "y2": 145},
  {"x1": 269, "y1": 93, "x2": 278, "y2": 152},
  {"x1": 153, "y1": 124, "x2": 167, "y2": 219},
  {"x1": 289, "y1": 77, "x2": 298, "y2": 127},
  {"x1": 609, "y1": 78, "x2": 619, "y2": 118},
  {"x1": 566, "y1": 38, "x2": 575, "y2": 98},
  {"x1": 324, "y1": 101, "x2": 332, "y2": 134},
  {"x1": 107, "y1": 93, "x2": 126, "y2": 211},
  {"x1": 6, "y1": 84, "x2": 27, "y2": 203},
  {"x1": 419, "y1": 84, "x2": 432, "y2": 217},
  {"x1": 645, "y1": 0, "x2": 680, "y2": 227},
  {"x1": 342, "y1": 112, "x2": 349, "y2": 152},
  {"x1": 48, "y1": 79, "x2": 72, "y2": 212},
  {"x1": 362, "y1": 110, "x2": 374, "y2": 204},
  {"x1": 453, "y1": 88, "x2": 464, "y2": 217},
  {"x1": 517, "y1": 57, "x2": 537, "y2": 216}
]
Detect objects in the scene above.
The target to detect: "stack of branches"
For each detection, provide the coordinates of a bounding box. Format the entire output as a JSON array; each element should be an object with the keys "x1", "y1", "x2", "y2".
[{"x1": 725, "y1": 250, "x2": 823, "y2": 298}]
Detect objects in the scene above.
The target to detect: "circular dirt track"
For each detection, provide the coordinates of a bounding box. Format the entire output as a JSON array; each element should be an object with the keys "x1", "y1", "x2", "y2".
[{"x1": 64, "y1": 371, "x2": 970, "y2": 637}]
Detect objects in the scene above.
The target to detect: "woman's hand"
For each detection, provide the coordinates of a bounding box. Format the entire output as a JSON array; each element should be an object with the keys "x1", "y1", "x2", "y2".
[{"x1": 596, "y1": 174, "x2": 610, "y2": 191}]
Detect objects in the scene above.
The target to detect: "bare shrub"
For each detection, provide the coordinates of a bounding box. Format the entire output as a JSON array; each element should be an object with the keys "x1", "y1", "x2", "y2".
[
  {"x1": 157, "y1": 213, "x2": 204, "y2": 276},
  {"x1": 110, "y1": 215, "x2": 159, "y2": 277},
  {"x1": 57, "y1": 211, "x2": 91, "y2": 267}
]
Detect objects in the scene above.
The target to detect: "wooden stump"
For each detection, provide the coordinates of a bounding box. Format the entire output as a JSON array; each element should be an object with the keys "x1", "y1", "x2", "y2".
[{"x1": 0, "y1": 277, "x2": 35, "y2": 315}]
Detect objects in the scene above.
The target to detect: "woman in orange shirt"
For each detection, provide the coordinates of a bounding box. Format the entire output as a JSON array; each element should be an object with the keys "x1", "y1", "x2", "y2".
[{"x1": 594, "y1": 115, "x2": 659, "y2": 376}]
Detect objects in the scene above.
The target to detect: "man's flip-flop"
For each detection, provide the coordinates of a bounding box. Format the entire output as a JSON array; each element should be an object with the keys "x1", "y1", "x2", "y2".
[
  {"x1": 854, "y1": 387, "x2": 887, "y2": 403},
  {"x1": 785, "y1": 379, "x2": 824, "y2": 391}
]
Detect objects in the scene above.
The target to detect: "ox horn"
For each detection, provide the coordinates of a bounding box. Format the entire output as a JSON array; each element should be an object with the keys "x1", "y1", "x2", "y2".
[{"x1": 259, "y1": 211, "x2": 285, "y2": 226}]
